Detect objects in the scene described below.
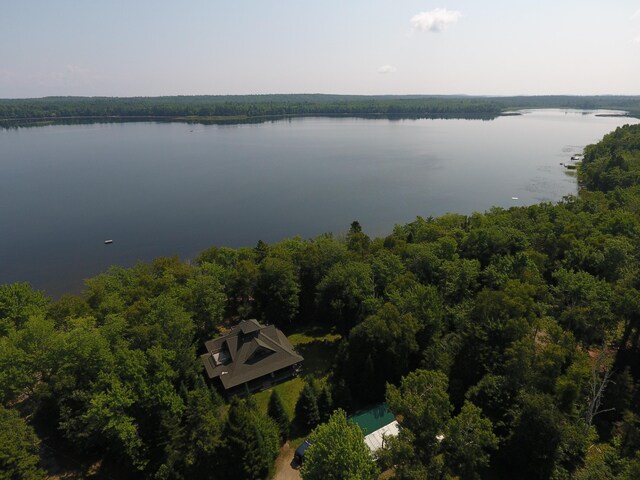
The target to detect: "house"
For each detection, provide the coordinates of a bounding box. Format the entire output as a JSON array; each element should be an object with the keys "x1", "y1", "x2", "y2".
[{"x1": 200, "y1": 319, "x2": 303, "y2": 396}]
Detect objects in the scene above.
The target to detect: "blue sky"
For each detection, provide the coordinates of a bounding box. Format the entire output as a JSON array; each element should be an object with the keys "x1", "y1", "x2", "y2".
[{"x1": 1, "y1": 1, "x2": 639, "y2": 97}]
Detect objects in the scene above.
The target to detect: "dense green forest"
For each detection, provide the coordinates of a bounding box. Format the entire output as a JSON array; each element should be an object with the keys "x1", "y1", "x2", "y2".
[
  {"x1": 1, "y1": 95, "x2": 640, "y2": 126},
  {"x1": 3, "y1": 123, "x2": 640, "y2": 479}
]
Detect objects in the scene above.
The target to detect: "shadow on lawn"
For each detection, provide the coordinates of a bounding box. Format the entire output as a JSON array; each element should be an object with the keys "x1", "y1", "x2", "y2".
[
  {"x1": 295, "y1": 338, "x2": 340, "y2": 379},
  {"x1": 293, "y1": 323, "x2": 336, "y2": 338}
]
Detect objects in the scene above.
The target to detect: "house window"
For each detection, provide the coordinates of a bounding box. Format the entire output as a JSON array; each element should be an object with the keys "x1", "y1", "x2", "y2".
[{"x1": 212, "y1": 348, "x2": 231, "y2": 366}]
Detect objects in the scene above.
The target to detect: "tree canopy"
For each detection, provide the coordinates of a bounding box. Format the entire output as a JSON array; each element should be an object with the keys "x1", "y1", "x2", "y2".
[
  {"x1": 2, "y1": 123, "x2": 640, "y2": 478},
  {"x1": 301, "y1": 409, "x2": 379, "y2": 480}
]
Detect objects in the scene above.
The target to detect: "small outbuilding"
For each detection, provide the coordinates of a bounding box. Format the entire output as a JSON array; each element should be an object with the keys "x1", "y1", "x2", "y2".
[{"x1": 349, "y1": 403, "x2": 399, "y2": 455}]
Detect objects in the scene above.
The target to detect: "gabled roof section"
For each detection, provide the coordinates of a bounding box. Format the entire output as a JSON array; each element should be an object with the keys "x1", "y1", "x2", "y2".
[
  {"x1": 240, "y1": 319, "x2": 262, "y2": 334},
  {"x1": 201, "y1": 319, "x2": 303, "y2": 389},
  {"x1": 255, "y1": 337, "x2": 277, "y2": 353}
]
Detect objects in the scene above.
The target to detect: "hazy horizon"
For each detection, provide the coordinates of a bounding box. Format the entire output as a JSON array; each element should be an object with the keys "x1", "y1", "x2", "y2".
[{"x1": 2, "y1": 1, "x2": 640, "y2": 98}]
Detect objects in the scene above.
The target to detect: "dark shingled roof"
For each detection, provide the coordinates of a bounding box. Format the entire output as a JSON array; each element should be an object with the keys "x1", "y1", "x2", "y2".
[{"x1": 201, "y1": 319, "x2": 303, "y2": 389}]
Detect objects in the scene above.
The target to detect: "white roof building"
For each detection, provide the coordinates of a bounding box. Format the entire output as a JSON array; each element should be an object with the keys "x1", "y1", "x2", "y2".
[{"x1": 363, "y1": 420, "x2": 400, "y2": 452}]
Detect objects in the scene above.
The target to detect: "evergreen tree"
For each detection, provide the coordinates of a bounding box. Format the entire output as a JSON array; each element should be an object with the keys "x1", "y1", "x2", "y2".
[
  {"x1": 295, "y1": 381, "x2": 321, "y2": 430},
  {"x1": 331, "y1": 377, "x2": 354, "y2": 412},
  {"x1": 172, "y1": 386, "x2": 224, "y2": 478},
  {"x1": 346, "y1": 221, "x2": 371, "y2": 256},
  {"x1": 502, "y1": 393, "x2": 562, "y2": 480},
  {"x1": 267, "y1": 390, "x2": 290, "y2": 442},
  {"x1": 222, "y1": 398, "x2": 279, "y2": 480},
  {"x1": 621, "y1": 451, "x2": 640, "y2": 480},
  {"x1": 254, "y1": 240, "x2": 270, "y2": 263},
  {"x1": 245, "y1": 412, "x2": 280, "y2": 479},
  {"x1": 317, "y1": 384, "x2": 334, "y2": 423}
]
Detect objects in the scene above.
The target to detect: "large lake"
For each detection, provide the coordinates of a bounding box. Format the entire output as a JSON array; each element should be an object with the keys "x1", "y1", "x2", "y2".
[{"x1": 1, "y1": 109, "x2": 637, "y2": 296}]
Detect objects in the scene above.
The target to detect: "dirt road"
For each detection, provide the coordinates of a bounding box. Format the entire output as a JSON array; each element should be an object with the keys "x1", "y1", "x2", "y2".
[{"x1": 273, "y1": 441, "x2": 301, "y2": 480}]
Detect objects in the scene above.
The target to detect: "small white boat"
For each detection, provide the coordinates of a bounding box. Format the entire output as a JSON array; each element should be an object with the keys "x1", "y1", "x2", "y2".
[
  {"x1": 104, "y1": 240, "x2": 113, "y2": 244},
  {"x1": 511, "y1": 197, "x2": 519, "y2": 200}
]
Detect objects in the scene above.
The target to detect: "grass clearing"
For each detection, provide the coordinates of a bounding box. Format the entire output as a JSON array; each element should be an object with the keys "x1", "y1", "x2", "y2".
[
  {"x1": 253, "y1": 321, "x2": 341, "y2": 424},
  {"x1": 287, "y1": 324, "x2": 341, "y2": 347},
  {"x1": 254, "y1": 376, "x2": 305, "y2": 419},
  {"x1": 288, "y1": 322, "x2": 341, "y2": 381}
]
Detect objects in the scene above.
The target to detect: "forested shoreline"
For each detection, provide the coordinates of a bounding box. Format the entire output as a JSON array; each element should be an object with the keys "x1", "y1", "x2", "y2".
[
  {"x1": 1, "y1": 95, "x2": 640, "y2": 127},
  {"x1": 3, "y1": 123, "x2": 640, "y2": 479}
]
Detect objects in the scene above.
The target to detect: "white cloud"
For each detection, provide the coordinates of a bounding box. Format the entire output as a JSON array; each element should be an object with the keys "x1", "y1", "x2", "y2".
[
  {"x1": 634, "y1": 36, "x2": 640, "y2": 44},
  {"x1": 378, "y1": 65, "x2": 397, "y2": 74},
  {"x1": 631, "y1": 9, "x2": 640, "y2": 20},
  {"x1": 410, "y1": 8, "x2": 461, "y2": 32}
]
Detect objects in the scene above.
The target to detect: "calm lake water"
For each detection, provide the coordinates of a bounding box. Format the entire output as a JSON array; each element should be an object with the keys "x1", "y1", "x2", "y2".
[{"x1": 1, "y1": 109, "x2": 637, "y2": 296}]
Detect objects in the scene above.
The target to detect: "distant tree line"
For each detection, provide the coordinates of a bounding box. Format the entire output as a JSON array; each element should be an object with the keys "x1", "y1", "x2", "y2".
[
  {"x1": 1, "y1": 94, "x2": 639, "y2": 126},
  {"x1": 3, "y1": 123, "x2": 640, "y2": 478},
  {"x1": 0, "y1": 95, "x2": 502, "y2": 121}
]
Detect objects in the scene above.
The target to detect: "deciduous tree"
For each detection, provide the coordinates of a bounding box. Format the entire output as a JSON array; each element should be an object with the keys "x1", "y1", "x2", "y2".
[
  {"x1": 386, "y1": 369, "x2": 451, "y2": 463},
  {"x1": 442, "y1": 401, "x2": 498, "y2": 479},
  {"x1": 254, "y1": 257, "x2": 300, "y2": 327},
  {"x1": 301, "y1": 409, "x2": 378, "y2": 480},
  {"x1": 0, "y1": 405, "x2": 45, "y2": 480}
]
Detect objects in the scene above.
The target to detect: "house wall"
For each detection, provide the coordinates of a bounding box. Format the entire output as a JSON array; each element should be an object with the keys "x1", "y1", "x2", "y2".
[{"x1": 218, "y1": 364, "x2": 301, "y2": 398}]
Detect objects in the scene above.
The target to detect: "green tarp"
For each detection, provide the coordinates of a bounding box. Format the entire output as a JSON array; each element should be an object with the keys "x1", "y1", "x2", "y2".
[{"x1": 348, "y1": 403, "x2": 395, "y2": 435}]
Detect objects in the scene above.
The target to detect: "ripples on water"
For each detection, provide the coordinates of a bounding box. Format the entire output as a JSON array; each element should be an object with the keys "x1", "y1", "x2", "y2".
[{"x1": 0, "y1": 109, "x2": 637, "y2": 295}]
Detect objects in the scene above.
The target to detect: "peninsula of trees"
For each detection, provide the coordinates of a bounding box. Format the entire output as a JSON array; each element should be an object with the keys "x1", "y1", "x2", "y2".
[{"x1": 2, "y1": 123, "x2": 640, "y2": 479}]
